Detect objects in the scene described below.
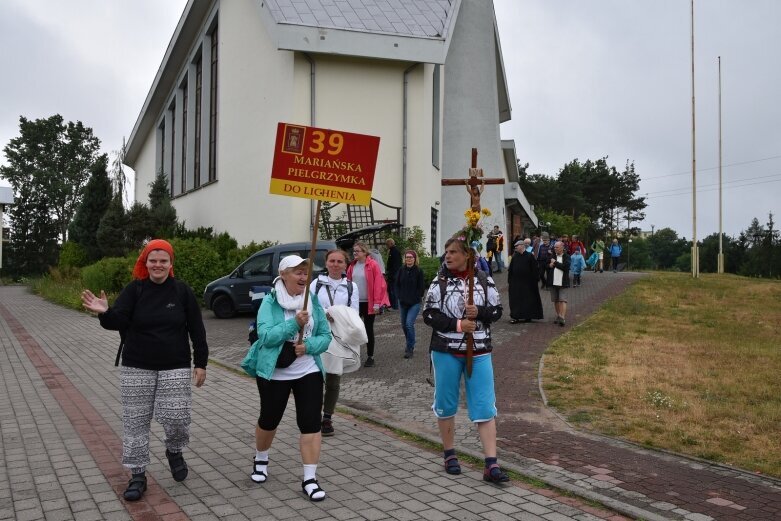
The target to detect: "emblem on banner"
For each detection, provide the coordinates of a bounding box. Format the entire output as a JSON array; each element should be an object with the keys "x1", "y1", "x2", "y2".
[{"x1": 282, "y1": 125, "x2": 305, "y2": 155}]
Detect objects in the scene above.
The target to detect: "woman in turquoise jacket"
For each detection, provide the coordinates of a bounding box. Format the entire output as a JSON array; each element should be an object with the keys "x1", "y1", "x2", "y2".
[{"x1": 241, "y1": 255, "x2": 331, "y2": 502}]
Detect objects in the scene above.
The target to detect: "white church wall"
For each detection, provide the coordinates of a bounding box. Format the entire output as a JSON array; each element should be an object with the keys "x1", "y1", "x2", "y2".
[
  {"x1": 441, "y1": 0, "x2": 507, "y2": 252},
  {"x1": 404, "y1": 63, "x2": 443, "y2": 253},
  {"x1": 133, "y1": 129, "x2": 158, "y2": 207},
  {"x1": 210, "y1": 0, "x2": 311, "y2": 246},
  {"x1": 131, "y1": 0, "x2": 452, "y2": 248}
]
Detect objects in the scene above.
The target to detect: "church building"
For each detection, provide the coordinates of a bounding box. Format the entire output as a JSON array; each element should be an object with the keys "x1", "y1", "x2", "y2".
[{"x1": 124, "y1": 0, "x2": 537, "y2": 254}]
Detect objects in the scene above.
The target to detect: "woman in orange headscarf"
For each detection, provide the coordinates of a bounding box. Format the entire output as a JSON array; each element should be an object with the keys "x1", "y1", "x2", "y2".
[{"x1": 81, "y1": 239, "x2": 208, "y2": 502}]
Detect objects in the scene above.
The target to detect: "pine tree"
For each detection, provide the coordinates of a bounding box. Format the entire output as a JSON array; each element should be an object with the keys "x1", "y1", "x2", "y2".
[
  {"x1": 68, "y1": 155, "x2": 111, "y2": 261},
  {"x1": 96, "y1": 194, "x2": 129, "y2": 258},
  {"x1": 126, "y1": 202, "x2": 154, "y2": 248},
  {"x1": 148, "y1": 170, "x2": 177, "y2": 238}
]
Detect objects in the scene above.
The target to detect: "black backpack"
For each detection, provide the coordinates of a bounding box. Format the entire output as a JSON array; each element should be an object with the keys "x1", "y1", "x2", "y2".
[{"x1": 115, "y1": 279, "x2": 188, "y2": 366}]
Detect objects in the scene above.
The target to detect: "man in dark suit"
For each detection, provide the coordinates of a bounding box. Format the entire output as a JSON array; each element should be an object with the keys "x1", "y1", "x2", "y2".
[{"x1": 385, "y1": 238, "x2": 402, "y2": 309}]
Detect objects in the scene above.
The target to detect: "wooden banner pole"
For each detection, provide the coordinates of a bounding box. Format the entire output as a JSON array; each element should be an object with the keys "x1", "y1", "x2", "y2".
[{"x1": 297, "y1": 199, "x2": 322, "y2": 344}]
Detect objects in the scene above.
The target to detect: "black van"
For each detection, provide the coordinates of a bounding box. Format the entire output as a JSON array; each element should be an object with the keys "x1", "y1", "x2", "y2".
[{"x1": 203, "y1": 223, "x2": 399, "y2": 318}]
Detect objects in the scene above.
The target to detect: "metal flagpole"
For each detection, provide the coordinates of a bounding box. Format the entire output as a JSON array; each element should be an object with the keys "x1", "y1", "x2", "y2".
[
  {"x1": 690, "y1": 0, "x2": 699, "y2": 278},
  {"x1": 718, "y1": 56, "x2": 724, "y2": 273}
]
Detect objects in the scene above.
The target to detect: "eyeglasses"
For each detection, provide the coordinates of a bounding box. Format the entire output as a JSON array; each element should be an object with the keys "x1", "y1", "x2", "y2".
[{"x1": 353, "y1": 249, "x2": 363, "y2": 253}]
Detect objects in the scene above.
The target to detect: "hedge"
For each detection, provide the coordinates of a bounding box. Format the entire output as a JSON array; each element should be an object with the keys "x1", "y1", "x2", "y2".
[{"x1": 81, "y1": 257, "x2": 135, "y2": 293}]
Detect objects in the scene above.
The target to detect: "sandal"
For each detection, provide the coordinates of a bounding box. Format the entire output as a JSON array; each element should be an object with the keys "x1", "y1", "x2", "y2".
[
  {"x1": 123, "y1": 473, "x2": 147, "y2": 501},
  {"x1": 166, "y1": 449, "x2": 188, "y2": 482},
  {"x1": 483, "y1": 463, "x2": 509, "y2": 483},
  {"x1": 444, "y1": 455, "x2": 461, "y2": 475},
  {"x1": 302, "y1": 478, "x2": 326, "y2": 502},
  {"x1": 251, "y1": 460, "x2": 268, "y2": 483}
]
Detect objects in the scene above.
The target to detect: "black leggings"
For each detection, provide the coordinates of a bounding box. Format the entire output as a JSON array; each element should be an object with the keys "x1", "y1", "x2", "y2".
[
  {"x1": 256, "y1": 371, "x2": 323, "y2": 434},
  {"x1": 359, "y1": 301, "x2": 376, "y2": 357}
]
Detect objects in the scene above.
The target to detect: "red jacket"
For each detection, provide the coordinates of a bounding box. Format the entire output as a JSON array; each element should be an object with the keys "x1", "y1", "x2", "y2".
[
  {"x1": 569, "y1": 240, "x2": 586, "y2": 256},
  {"x1": 347, "y1": 256, "x2": 390, "y2": 314}
]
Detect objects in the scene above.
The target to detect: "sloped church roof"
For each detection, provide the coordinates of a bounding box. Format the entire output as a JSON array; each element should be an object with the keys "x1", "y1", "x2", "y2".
[{"x1": 263, "y1": 0, "x2": 455, "y2": 38}]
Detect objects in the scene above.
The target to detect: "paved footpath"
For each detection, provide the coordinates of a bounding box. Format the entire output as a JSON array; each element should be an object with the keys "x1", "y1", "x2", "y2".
[
  {"x1": 206, "y1": 269, "x2": 781, "y2": 521},
  {"x1": 0, "y1": 285, "x2": 629, "y2": 521}
]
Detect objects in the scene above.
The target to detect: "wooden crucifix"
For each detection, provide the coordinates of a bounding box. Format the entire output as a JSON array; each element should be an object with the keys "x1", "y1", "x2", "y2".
[
  {"x1": 441, "y1": 148, "x2": 505, "y2": 376},
  {"x1": 441, "y1": 148, "x2": 506, "y2": 213}
]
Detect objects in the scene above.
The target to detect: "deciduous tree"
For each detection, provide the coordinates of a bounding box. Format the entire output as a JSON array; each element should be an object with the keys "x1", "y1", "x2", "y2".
[{"x1": 1, "y1": 115, "x2": 102, "y2": 273}]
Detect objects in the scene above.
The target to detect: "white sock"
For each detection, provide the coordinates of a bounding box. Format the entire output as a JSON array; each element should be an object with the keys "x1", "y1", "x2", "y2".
[
  {"x1": 303, "y1": 464, "x2": 325, "y2": 500},
  {"x1": 251, "y1": 450, "x2": 269, "y2": 483}
]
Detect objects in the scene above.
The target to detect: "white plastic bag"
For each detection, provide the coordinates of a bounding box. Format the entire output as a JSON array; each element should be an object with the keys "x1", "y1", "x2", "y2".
[{"x1": 322, "y1": 305, "x2": 367, "y2": 374}]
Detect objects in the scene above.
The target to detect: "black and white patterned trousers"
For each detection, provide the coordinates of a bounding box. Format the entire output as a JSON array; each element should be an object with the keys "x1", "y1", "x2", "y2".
[{"x1": 120, "y1": 366, "x2": 192, "y2": 473}]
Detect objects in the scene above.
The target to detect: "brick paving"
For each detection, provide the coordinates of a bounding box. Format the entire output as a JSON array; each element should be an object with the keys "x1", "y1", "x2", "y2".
[
  {"x1": 204, "y1": 269, "x2": 781, "y2": 520},
  {"x1": 0, "y1": 285, "x2": 629, "y2": 521}
]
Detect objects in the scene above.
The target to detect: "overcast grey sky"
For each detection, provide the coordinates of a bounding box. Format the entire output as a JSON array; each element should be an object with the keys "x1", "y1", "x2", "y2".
[{"x1": 1, "y1": 0, "x2": 779, "y2": 239}]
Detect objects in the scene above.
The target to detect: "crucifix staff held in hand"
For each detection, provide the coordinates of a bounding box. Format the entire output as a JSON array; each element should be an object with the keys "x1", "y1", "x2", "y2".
[{"x1": 440, "y1": 148, "x2": 505, "y2": 376}]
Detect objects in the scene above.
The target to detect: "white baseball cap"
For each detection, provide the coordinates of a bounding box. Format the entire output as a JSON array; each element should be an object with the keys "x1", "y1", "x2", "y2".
[{"x1": 278, "y1": 255, "x2": 309, "y2": 274}]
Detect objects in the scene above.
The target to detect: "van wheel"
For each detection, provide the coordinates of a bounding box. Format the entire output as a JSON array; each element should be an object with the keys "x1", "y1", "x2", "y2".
[{"x1": 212, "y1": 294, "x2": 236, "y2": 319}]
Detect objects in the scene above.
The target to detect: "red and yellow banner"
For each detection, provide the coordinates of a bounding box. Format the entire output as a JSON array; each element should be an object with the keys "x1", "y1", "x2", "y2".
[{"x1": 270, "y1": 123, "x2": 380, "y2": 206}]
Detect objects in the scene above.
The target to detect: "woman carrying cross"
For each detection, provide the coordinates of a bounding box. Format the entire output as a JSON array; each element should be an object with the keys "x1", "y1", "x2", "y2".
[{"x1": 422, "y1": 235, "x2": 509, "y2": 484}]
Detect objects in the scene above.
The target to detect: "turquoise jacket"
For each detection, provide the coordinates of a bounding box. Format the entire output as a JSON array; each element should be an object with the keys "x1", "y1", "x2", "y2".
[{"x1": 241, "y1": 289, "x2": 331, "y2": 380}]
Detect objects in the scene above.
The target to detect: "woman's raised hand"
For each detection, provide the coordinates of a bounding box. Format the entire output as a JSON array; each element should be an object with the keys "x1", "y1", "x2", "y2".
[{"x1": 81, "y1": 289, "x2": 109, "y2": 314}]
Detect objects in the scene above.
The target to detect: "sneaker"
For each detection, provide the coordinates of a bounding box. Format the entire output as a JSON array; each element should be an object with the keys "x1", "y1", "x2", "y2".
[
  {"x1": 403, "y1": 351, "x2": 411, "y2": 359},
  {"x1": 553, "y1": 316, "x2": 561, "y2": 324},
  {"x1": 364, "y1": 357, "x2": 375, "y2": 367},
  {"x1": 321, "y1": 419, "x2": 334, "y2": 437},
  {"x1": 559, "y1": 318, "x2": 566, "y2": 327}
]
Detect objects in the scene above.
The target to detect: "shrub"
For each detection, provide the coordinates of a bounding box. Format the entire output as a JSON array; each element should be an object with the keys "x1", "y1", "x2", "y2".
[
  {"x1": 59, "y1": 241, "x2": 89, "y2": 268},
  {"x1": 169, "y1": 238, "x2": 225, "y2": 295},
  {"x1": 419, "y1": 255, "x2": 442, "y2": 285},
  {"x1": 81, "y1": 257, "x2": 134, "y2": 293}
]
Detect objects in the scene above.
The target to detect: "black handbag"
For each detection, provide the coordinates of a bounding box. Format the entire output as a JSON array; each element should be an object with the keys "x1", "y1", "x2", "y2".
[{"x1": 276, "y1": 341, "x2": 297, "y2": 368}]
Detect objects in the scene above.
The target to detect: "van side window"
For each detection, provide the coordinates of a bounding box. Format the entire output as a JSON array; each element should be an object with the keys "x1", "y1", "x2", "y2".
[
  {"x1": 280, "y1": 250, "x2": 328, "y2": 273},
  {"x1": 243, "y1": 254, "x2": 272, "y2": 277}
]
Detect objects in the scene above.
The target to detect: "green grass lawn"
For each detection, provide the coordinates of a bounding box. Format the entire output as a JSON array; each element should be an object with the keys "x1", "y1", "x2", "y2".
[{"x1": 542, "y1": 272, "x2": 781, "y2": 477}]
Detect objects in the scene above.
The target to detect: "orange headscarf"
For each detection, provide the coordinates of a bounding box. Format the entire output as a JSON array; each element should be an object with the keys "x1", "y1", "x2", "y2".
[{"x1": 132, "y1": 239, "x2": 175, "y2": 280}]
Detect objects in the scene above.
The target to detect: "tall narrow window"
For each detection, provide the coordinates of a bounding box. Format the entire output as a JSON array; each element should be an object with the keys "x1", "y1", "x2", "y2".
[
  {"x1": 181, "y1": 79, "x2": 188, "y2": 193},
  {"x1": 170, "y1": 101, "x2": 176, "y2": 196},
  {"x1": 194, "y1": 55, "x2": 202, "y2": 188},
  {"x1": 209, "y1": 24, "x2": 218, "y2": 182},
  {"x1": 432, "y1": 64, "x2": 441, "y2": 169},
  {"x1": 160, "y1": 121, "x2": 166, "y2": 180}
]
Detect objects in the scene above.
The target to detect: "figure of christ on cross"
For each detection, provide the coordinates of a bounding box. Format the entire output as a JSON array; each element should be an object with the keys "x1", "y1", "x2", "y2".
[
  {"x1": 441, "y1": 148, "x2": 506, "y2": 213},
  {"x1": 440, "y1": 148, "x2": 505, "y2": 376}
]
